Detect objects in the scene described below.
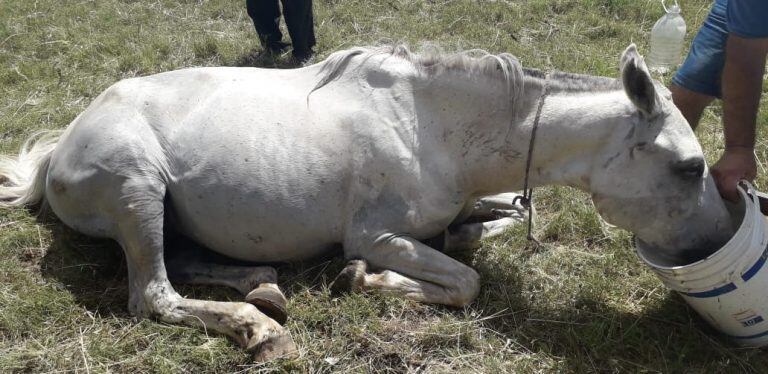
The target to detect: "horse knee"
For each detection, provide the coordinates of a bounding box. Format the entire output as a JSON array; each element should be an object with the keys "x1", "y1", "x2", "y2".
[{"x1": 447, "y1": 267, "x2": 480, "y2": 307}]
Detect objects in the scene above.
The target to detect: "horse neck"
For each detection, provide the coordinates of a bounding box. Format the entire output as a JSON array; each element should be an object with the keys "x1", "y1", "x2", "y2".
[
  {"x1": 417, "y1": 73, "x2": 629, "y2": 196},
  {"x1": 522, "y1": 86, "x2": 630, "y2": 191}
]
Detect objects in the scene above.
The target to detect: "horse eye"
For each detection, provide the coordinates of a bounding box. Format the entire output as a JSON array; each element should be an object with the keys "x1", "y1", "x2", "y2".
[{"x1": 670, "y1": 158, "x2": 705, "y2": 180}]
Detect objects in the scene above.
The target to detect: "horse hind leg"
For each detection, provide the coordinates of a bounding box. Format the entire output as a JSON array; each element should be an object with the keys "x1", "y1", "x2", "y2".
[
  {"x1": 111, "y1": 178, "x2": 296, "y2": 360},
  {"x1": 166, "y1": 253, "x2": 288, "y2": 325}
]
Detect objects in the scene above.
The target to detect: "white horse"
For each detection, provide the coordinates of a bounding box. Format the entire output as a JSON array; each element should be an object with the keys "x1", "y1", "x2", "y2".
[{"x1": 0, "y1": 44, "x2": 734, "y2": 360}]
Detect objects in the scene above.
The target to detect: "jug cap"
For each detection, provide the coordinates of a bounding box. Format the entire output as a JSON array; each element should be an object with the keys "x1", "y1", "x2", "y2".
[{"x1": 663, "y1": 0, "x2": 681, "y2": 14}]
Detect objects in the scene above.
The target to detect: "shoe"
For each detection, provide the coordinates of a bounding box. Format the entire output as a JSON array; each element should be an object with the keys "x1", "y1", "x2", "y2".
[
  {"x1": 291, "y1": 49, "x2": 314, "y2": 65},
  {"x1": 264, "y1": 40, "x2": 290, "y2": 54}
]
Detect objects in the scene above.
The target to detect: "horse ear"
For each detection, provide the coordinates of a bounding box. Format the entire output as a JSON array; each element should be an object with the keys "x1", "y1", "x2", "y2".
[{"x1": 620, "y1": 44, "x2": 658, "y2": 116}]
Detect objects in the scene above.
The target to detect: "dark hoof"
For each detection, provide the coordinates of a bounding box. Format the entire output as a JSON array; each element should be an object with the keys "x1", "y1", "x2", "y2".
[
  {"x1": 245, "y1": 285, "x2": 288, "y2": 325},
  {"x1": 330, "y1": 259, "x2": 367, "y2": 295},
  {"x1": 250, "y1": 332, "x2": 298, "y2": 362}
]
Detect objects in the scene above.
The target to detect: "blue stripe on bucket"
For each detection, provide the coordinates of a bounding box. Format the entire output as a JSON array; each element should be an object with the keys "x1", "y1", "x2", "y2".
[
  {"x1": 722, "y1": 328, "x2": 768, "y2": 340},
  {"x1": 682, "y1": 282, "x2": 737, "y2": 298},
  {"x1": 741, "y1": 242, "x2": 768, "y2": 282}
]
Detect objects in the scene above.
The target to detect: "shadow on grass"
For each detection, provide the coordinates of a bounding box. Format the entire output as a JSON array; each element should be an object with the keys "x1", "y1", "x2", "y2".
[
  {"x1": 471, "y1": 261, "x2": 768, "y2": 373},
  {"x1": 37, "y1": 214, "x2": 231, "y2": 318},
  {"x1": 38, "y1": 215, "x2": 130, "y2": 317},
  {"x1": 37, "y1": 210, "x2": 343, "y2": 318}
]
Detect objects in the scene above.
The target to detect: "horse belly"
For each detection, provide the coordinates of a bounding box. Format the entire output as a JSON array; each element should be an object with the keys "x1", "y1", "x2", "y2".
[{"x1": 168, "y1": 181, "x2": 346, "y2": 262}]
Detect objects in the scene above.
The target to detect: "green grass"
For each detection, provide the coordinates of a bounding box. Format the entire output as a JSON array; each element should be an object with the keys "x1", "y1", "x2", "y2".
[{"x1": 2, "y1": 0, "x2": 768, "y2": 372}]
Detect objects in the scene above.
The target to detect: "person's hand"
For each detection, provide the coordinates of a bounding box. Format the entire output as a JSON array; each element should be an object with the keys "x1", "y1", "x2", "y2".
[{"x1": 710, "y1": 147, "x2": 757, "y2": 202}]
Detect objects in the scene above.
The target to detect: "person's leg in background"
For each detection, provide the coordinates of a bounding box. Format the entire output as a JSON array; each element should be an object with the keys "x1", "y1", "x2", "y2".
[
  {"x1": 246, "y1": 0, "x2": 290, "y2": 53},
  {"x1": 671, "y1": 0, "x2": 729, "y2": 129},
  {"x1": 281, "y1": 0, "x2": 316, "y2": 62},
  {"x1": 670, "y1": 86, "x2": 715, "y2": 129}
]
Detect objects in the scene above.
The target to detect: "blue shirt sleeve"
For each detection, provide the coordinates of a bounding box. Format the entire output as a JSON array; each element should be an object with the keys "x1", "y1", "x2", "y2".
[{"x1": 727, "y1": 0, "x2": 768, "y2": 38}]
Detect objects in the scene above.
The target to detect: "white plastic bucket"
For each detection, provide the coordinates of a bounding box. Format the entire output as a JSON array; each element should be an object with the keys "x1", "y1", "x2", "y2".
[{"x1": 636, "y1": 182, "x2": 768, "y2": 347}]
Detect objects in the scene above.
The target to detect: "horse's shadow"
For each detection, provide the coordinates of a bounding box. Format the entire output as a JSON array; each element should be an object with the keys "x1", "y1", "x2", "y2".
[
  {"x1": 39, "y1": 215, "x2": 131, "y2": 317},
  {"x1": 37, "y1": 211, "x2": 343, "y2": 317}
]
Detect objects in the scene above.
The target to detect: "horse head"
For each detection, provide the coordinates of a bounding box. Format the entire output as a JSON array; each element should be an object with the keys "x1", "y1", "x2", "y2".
[{"x1": 589, "y1": 44, "x2": 734, "y2": 265}]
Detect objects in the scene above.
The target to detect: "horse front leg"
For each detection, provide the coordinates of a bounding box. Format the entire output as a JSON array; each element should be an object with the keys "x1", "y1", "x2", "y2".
[
  {"x1": 426, "y1": 193, "x2": 528, "y2": 252},
  {"x1": 337, "y1": 234, "x2": 480, "y2": 307},
  {"x1": 470, "y1": 192, "x2": 528, "y2": 221}
]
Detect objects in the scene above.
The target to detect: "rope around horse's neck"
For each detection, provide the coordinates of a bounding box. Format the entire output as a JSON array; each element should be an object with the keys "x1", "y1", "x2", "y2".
[{"x1": 514, "y1": 74, "x2": 549, "y2": 244}]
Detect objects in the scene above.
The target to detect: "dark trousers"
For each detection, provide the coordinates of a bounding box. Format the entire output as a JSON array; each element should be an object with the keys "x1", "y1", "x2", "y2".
[{"x1": 245, "y1": 0, "x2": 315, "y2": 57}]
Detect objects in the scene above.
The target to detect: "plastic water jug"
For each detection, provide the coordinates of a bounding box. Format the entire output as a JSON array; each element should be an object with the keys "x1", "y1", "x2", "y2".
[{"x1": 647, "y1": 0, "x2": 687, "y2": 73}]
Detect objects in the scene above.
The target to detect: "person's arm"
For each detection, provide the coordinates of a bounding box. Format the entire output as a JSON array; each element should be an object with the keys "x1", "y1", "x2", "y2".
[{"x1": 711, "y1": 35, "x2": 768, "y2": 201}]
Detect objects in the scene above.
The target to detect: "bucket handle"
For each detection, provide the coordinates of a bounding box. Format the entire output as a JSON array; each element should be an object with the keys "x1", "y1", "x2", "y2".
[
  {"x1": 739, "y1": 180, "x2": 757, "y2": 197},
  {"x1": 738, "y1": 180, "x2": 763, "y2": 211}
]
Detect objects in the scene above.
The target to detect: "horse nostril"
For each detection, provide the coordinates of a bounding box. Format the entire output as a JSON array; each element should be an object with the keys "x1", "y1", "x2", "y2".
[{"x1": 671, "y1": 158, "x2": 705, "y2": 180}]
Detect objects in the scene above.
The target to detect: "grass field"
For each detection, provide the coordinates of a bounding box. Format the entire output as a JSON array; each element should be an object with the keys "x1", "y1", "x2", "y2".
[{"x1": 2, "y1": 0, "x2": 768, "y2": 372}]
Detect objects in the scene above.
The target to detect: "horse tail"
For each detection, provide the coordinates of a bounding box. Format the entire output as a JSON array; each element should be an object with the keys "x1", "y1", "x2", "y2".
[{"x1": 0, "y1": 130, "x2": 63, "y2": 208}]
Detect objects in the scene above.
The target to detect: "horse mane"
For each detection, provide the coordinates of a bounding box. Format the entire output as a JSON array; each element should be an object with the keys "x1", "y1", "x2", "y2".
[
  {"x1": 310, "y1": 44, "x2": 622, "y2": 107},
  {"x1": 523, "y1": 68, "x2": 622, "y2": 93},
  {"x1": 311, "y1": 44, "x2": 525, "y2": 105}
]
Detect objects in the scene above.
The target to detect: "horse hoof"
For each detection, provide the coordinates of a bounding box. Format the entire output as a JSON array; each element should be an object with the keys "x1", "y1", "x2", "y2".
[
  {"x1": 330, "y1": 259, "x2": 367, "y2": 295},
  {"x1": 251, "y1": 331, "x2": 299, "y2": 362},
  {"x1": 245, "y1": 284, "x2": 288, "y2": 325}
]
